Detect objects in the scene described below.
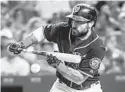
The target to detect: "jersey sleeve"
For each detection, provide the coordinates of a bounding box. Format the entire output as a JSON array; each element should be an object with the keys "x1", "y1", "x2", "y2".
[
  {"x1": 44, "y1": 23, "x2": 64, "y2": 43},
  {"x1": 78, "y1": 46, "x2": 106, "y2": 77}
]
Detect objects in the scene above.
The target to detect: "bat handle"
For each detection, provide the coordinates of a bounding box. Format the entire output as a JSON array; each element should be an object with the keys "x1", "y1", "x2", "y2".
[
  {"x1": 22, "y1": 49, "x2": 48, "y2": 57},
  {"x1": 32, "y1": 51, "x2": 47, "y2": 56}
]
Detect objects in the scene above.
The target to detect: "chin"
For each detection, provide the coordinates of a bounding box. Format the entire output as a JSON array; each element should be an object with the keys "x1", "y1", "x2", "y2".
[{"x1": 78, "y1": 32, "x2": 88, "y2": 37}]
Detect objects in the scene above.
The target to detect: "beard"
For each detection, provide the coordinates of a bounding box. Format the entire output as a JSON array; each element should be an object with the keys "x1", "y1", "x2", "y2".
[{"x1": 71, "y1": 28, "x2": 88, "y2": 38}]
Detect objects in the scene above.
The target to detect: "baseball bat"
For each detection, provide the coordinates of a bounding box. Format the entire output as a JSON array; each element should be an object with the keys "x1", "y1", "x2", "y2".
[{"x1": 22, "y1": 49, "x2": 82, "y2": 63}]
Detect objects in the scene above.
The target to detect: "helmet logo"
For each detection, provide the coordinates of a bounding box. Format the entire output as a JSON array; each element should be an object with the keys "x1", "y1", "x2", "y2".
[{"x1": 73, "y1": 6, "x2": 80, "y2": 13}]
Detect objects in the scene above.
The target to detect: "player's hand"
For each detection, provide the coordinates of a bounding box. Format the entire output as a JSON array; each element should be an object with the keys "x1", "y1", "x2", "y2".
[
  {"x1": 46, "y1": 54, "x2": 62, "y2": 68},
  {"x1": 8, "y1": 42, "x2": 25, "y2": 54}
]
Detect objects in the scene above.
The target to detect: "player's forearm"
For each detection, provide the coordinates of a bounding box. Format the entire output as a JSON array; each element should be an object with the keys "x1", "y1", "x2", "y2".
[
  {"x1": 21, "y1": 26, "x2": 45, "y2": 48},
  {"x1": 56, "y1": 62, "x2": 88, "y2": 85}
]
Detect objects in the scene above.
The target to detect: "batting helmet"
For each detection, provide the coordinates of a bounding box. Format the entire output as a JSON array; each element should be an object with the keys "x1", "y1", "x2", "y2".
[{"x1": 67, "y1": 3, "x2": 98, "y2": 27}]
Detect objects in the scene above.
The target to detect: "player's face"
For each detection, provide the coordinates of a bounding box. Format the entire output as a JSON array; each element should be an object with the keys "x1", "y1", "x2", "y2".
[{"x1": 71, "y1": 20, "x2": 89, "y2": 37}]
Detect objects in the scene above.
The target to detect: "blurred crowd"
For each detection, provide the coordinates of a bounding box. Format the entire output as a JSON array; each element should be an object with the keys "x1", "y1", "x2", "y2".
[{"x1": 1, "y1": 1, "x2": 125, "y2": 76}]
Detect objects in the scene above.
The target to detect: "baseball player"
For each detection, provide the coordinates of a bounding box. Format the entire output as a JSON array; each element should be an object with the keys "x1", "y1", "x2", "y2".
[{"x1": 8, "y1": 3, "x2": 106, "y2": 92}]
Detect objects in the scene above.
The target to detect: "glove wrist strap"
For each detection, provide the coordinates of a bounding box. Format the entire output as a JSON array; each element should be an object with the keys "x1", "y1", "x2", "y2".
[
  {"x1": 54, "y1": 60, "x2": 63, "y2": 68},
  {"x1": 19, "y1": 42, "x2": 26, "y2": 49}
]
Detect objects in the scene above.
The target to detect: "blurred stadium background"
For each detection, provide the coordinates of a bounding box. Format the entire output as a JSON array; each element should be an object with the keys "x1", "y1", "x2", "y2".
[{"x1": 1, "y1": 0, "x2": 125, "y2": 92}]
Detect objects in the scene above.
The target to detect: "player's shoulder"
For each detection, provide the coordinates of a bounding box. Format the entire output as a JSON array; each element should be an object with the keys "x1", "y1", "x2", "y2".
[
  {"x1": 53, "y1": 22, "x2": 70, "y2": 30},
  {"x1": 45, "y1": 22, "x2": 69, "y2": 29},
  {"x1": 56, "y1": 22, "x2": 69, "y2": 27}
]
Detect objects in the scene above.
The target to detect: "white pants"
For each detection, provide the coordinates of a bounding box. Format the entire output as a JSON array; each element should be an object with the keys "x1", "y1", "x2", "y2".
[{"x1": 50, "y1": 79, "x2": 103, "y2": 92}]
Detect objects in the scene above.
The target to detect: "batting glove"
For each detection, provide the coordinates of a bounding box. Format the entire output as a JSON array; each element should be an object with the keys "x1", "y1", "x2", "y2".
[
  {"x1": 8, "y1": 42, "x2": 25, "y2": 54},
  {"x1": 46, "y1": 54, "x2": 62, "y2": 68}
]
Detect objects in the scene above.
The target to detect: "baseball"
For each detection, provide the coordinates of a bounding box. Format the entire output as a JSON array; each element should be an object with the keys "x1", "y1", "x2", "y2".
[{"x1": 31, "y1": 63, "x2": 41, "y2": 73}]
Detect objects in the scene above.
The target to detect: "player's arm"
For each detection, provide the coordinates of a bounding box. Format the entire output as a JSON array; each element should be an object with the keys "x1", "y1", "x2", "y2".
[
  {"x1": 46, "y1": 55, "x2": 88, "y2": 85},
  {"x1": 21, "y1": 26, "x2": 45, "y2": 48},
  {"x1": 8, "y1": 23, "x2": 60, "y2": 54},
  {"x1": 8, "y1": 26, "x2": 45, "y2": 54},
  {"x1": 56, "y1": 62, "x2": 88, "y2": 85}
]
